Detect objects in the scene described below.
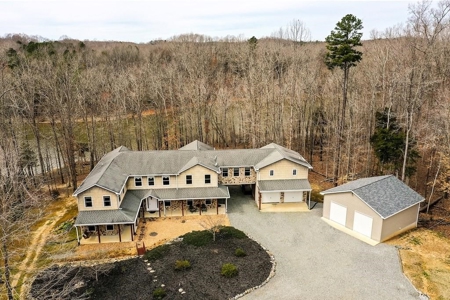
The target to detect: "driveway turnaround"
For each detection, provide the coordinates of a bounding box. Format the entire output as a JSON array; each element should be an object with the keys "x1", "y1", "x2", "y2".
[{"x1": 227, "y1": 187, "x2": 420, "y2": 300}]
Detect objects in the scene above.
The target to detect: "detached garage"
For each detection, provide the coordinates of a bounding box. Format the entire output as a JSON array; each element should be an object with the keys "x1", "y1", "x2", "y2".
[{"x1": 321, "y1": 175, "x2": 424, "y2": 244}]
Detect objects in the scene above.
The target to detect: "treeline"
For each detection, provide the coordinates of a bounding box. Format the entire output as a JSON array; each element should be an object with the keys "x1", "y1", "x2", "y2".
[{"x1": 0, "y1": 1, "x2": 450, "y2": 196}]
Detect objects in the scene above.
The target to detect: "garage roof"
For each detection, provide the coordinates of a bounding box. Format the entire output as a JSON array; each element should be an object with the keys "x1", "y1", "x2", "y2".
[
  {"x1": 321, "y1": 175, "x2": 424, "y2": 219},
  {"x1": 258, "y1": 179, "x2": 311, "y2": 191}
]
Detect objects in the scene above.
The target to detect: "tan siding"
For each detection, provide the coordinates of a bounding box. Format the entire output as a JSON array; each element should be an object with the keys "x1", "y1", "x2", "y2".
[
  {"x1": 78, "y1": 187, "x2": 118, "y2": 211},
  {"x1": 259, "y1": 160, "x2": 308, "y2": 180},
  {"x1": 126, "y1": 175, "x2": 176, "y2": 189},
  {"x1": 380, "y1": 204, "x2": 419, "y2": 241},
  {"x1": 178, "y1": 165, "x2": 218, "y2": 188},
  {"x1": 323, "y1": 192, "x2": 383, "y2": 241}
]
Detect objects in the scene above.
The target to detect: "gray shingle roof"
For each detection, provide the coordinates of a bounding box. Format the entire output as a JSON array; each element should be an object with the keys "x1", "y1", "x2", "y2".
[
  {"x1": 75, "y1": 189, "x2": 142, "y2": 226},
  {"x1": 258, "y1": 179, "x2": 311, "y2": 191},
  {"x1": 179, "y1": 140, "x2": 214, "y2": 151},
  {"x1": 321, "y1": 175, "x2": 424, "y2": 219},
  {"x1": 74, "y1": 143, "x2": 312, "y2": 195},
  {"x1": 148, "y1": 185, "x2": 230, "y2": 200}
]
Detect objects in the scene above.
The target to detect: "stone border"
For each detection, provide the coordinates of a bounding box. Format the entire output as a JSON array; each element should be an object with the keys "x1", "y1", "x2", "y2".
[{"x1": 229, "y1": 231, "x2": 277, "y2": 300}]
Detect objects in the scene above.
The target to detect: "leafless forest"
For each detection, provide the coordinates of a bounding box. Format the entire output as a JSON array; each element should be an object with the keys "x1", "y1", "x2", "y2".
[{"x1": 0, "y1": 1, "x2": 450, "y2": 197}]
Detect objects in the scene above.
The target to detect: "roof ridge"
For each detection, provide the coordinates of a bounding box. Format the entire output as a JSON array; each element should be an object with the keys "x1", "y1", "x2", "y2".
[{"x1": 353, "y1": 175, "x2": 393, "y2": 191}]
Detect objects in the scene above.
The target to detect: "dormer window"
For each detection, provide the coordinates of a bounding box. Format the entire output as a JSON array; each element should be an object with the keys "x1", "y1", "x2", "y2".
[
  {"x1": 135, "y1": 177, "x2": 142, "y2": 187},
  {"x1": 269, "y1": 170, "x2": 274, "y2": 176}
]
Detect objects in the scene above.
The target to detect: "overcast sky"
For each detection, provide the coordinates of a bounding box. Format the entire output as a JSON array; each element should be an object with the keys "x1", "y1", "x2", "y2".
[{"x1": 0, "y1": 0, "x2": 416, "y2": 43}]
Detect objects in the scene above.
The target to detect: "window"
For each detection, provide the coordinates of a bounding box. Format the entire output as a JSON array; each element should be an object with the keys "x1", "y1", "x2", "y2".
[
  {"x1": 205, "y1": 199, "x2": 212, "y2": 205},
  {"x1": 148, "y1": 177, "x2": 154, "y2": 186},
  {"x1": 205, "y1": 174, "x2": 211, "y2": 184},
  {"x1": 88, "y1": 225, "x2": 96, "y2": 232},
  {"x1": 234, "y1": 168, "x2": 240, "y2": 176},
  {"x1": 187, "y1": 200, "x2": 193, "y2": 206},
  {"x1": 135, "y1": 177, "x2": 142, "y2": 187},
  {"x1": 164, "y1": 201, "x2": 171, "y2": 207},
  {"x1": 103, "y1": 196, "x2": 111, "y2": 207},
  {"x1": 222, "y1": 168, "x2": 228, "y2": 177},
  {"x1": 84, "y1": 197, "x2": 92, "y2": 208},
  {"x1": 269, "y1": 170, "x2": 274, "y2": 176},
  {"x1": 163, "y1": 176, "x2": 170, "y2": 185},
  {"x1": 186, "y1": 175, "x2": 192, "y2": 185},
  {"x1": 293, "y1": 169, "x2": 297, "y2": 176},
  {"x1": 245, "y1": 167, "x2": 251, "y2": 176},
  {"x1": 106, "y1": 225, "x2": 114, "y2": 231}
]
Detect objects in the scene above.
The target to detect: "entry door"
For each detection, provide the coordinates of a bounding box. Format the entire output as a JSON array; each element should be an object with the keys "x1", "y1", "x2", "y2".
[
  {"x1": 353, "y1": 212, "x2": 373, "y2": 238},
  {"x1": 329, "y1": 202, "x2": 347, "y2": 226},
  {"x1": 147, "y1": 197, "x2": 159, "y2": 211}
]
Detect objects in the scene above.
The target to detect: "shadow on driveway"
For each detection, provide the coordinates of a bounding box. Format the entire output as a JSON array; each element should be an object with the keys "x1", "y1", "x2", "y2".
[{"x1": 226, "y1": 186, "x2": 420, "y2": 300}]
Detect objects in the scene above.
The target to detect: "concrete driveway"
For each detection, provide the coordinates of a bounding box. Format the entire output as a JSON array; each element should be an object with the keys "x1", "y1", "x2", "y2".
[{"x1": 227, "y1": 187, "x2": 420, "y2": 300}]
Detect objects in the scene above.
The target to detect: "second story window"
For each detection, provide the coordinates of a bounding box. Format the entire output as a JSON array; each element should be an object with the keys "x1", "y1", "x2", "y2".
[
  {"x1": 234, "y1": 168, "x2": 239, "y2": 176},
  {"x1": 205, "y1": 174, "x2": 211, "y2": 184},
  {"x1": 135, "y1": 177, "x2": 142, "y2": 187},
  {"x1": 163, "y1": 176, "x2": 170, "y2": 186},
  {"x1": 270, "y1": 170, "x2": 274, "y2": 176},
  {"x1": 84, "y1": 196, "x2": 92, "y2": 208},
  {"x1": 148, "y1": 177, "x2": 154, "y2": 186},
  {"x1": 222, "y1": 168, "x2": 228, "y2": 177},
  {"x1": 293, "y1": 169, "x2": 297, "y2": 176},
  {"x1": 103, "y1": 196, "x2": 111, "y2": 207},
  {"x1": 245, "y1": 167, "x2": 251, "y2": 176},
  {"x1": 186, "y1": 175, "x2": 192, "y2": 185}
]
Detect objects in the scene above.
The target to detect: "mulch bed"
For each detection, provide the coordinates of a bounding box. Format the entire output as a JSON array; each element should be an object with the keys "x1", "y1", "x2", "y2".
[{"x1": 30, "y1": 228, "x2": 273, "y2": 300}]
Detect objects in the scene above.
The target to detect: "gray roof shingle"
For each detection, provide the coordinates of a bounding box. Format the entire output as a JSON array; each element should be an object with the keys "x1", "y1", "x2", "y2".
[
  {"x1": 258, "y1": 179, "x2": 311, "y2": 191},
  {"x1": 321, "y1": 175, "x2": 424, "y2": 219},
  {"x1": 148, "y1": 186, "x2": 230, "y2": 200},
  {"x1": 74, "y1": 143, "x2": 312, "y2": 195},
  {"x1": 179, "y1": 140, "x2": 214, "y2": 151}
]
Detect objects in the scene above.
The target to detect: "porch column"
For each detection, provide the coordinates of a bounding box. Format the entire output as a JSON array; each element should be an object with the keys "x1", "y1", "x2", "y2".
[
  {"x1": 75, "y1": 226, "x2": 80, "y2": 245},
  {"x1": 308, "y1": 190, "x2": 311, "y2": 210},
  {"x1": 216, "y1": 199, "x2": 219, "y2": 215},
  {"x1": 118, "y1": 225, "x2": 122, "y2": 242},
  {"x1": 181, "y1": 201, "x2": 184, "y2": 217},
  {"x1": 97, "y1": 226, "x2": 101, "y2": 243},
  {"x1": 163, "y1": 203, "x2": 166, "y2": 217},
  {"x1": 131, "y1": 224, "x2": 134, "y2": 241},
  {"x1": 225, "y1": 198, "x2": 228, "y2": 213},
  {"x1": 258, "y1": 192, "x2": 262, "y2": 210}
]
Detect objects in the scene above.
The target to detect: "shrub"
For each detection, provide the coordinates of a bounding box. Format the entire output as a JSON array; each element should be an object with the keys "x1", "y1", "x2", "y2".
[
  {"x1": 218, "y1": 226, "x2": 246, "y2": 239},
  {"x1": 174, "y1": 260, "x2": 191, "y2": 271},
  {"x1": 234, "y1": 247, "x2": 247, "y2": 257},
  {"x1": 182, "y1": 230, "x2": 213, "y2": 247},
  {"x1": 221, "y1": 263, "x2": 238, "y2": 278},
  {"x1": 145, "y1": 244, "x2": 170, "y2": 261},
  {"x1": 153, "y1": 287, "x2": 166, "y2": 299}
]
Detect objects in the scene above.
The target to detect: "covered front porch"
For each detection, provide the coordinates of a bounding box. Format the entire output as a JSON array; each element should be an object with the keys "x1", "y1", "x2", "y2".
[
  {"x1": 76, "y1": 223, "x2": 135, "y2": 245},
  {"x1": 144, "y1": 198, "x2": 227, "y2": 218}
]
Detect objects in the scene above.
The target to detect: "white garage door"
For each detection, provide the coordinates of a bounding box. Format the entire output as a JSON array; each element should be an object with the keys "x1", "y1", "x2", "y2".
[
  {"x1": 353, "y1": 212, "x2": 373, "y2": 238},
  {"x1": 330, "y1": 202, "x2": 347, "y2": 226},
  {"x1": 284, "y1": 192, "x2": 302, "y2": 202},
  {"x1": 262, "y1": 192, "x2": 281, "y2": 203}
]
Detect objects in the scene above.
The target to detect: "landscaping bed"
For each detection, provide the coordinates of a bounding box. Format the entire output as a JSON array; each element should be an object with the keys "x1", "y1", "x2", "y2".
[{"x1": 30, "y1": 227, "x2": 273, "y2": 299}]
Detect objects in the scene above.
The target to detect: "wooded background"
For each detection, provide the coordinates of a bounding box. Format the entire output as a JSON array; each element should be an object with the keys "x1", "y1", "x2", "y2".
[{"x1": 0, "y1": 0, "x2": 449, "y2": 197}]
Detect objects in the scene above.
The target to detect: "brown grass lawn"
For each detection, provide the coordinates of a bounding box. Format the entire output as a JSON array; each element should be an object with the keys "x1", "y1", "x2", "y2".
[{"x1": 386, "y1": 228, "x2": 450, "y2": 300}]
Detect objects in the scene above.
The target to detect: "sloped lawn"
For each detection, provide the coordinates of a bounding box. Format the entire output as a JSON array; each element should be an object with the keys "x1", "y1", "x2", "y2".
[{"x1": 30, "y1": 227, "x2": 273, "y2": 300}]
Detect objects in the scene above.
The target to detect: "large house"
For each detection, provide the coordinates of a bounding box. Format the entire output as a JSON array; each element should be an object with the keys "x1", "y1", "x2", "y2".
[{"x1": 73, "y1": 141, "x2": 313, "y2": 244}]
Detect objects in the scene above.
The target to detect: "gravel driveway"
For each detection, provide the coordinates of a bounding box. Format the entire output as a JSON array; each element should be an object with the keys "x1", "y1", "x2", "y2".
[{"x1": 227, "y1": 187, "x2": 420, "y2": 300}]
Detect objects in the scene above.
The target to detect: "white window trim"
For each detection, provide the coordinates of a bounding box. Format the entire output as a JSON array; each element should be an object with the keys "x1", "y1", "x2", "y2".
[
  {"x1": 222, "y1": 169, "x2": 229, "y2": 177},
  {"x1": 103, "y1": 195, "x2": 111, "y2": 207},
  {"x1": 245, "y1": 167, "x2": 251, "y2": 176},
  {"x1": 234, "y1": 168, "x2": 240, "y2": 176},
  {"x1": 186, "y1": 175, "x2": 193, "y2": 185},
  {"x1": 205, "y1": 199, "x2": 212, "y2": 205},
  {"x1": 270, "y1": 170, "x2": 274, "y2": 176},
  {"x1": 163, "y1": 176, "x2": 170, "y2": 186},
  {"x1": 164, "y1": 200, "x2": 171, "y2": 207},
  {"x1": 293, "y1": 169, "x2": 297, "y2": 176},
  {"x1": 135, "y1": 176, "x2": 142, "y2": 187},
  {"x1": 205, "y1": 174, "x2": 211, "y2": 184},
  {"x1": 87, "y1": 225, "x2": 96, "y2": 232},
  {"x1": 148, "y1": 176, "x2": 154, "y2": 186},
  {"x1": 84, "y1": 196, "x2": 93, "y2": 208},
  {"x1": 106, "y1": 224, "x2": 114, "y2": 231}
]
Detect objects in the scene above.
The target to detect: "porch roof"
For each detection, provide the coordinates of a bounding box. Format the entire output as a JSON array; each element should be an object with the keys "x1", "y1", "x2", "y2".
[
  {"x1": 258, "y1": 179, "x2": 311, "y2": 192},
  {"x1": 148, "y1": 185, "x2": 230, "y2": 200},
  {"x1": 75, "y1": 190, "x2": 142, "y2": 226}
]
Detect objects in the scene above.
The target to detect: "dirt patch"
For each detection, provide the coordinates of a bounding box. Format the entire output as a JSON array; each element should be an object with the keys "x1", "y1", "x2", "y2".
[
  {"x1": 386, "y1": 228, "x2": 450, "y2": 299},
  {"x1": 30, "y1": 228, "x2": 273, "y2": 300}
]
